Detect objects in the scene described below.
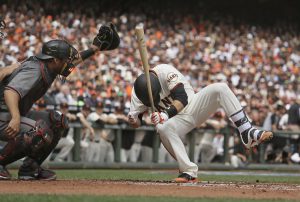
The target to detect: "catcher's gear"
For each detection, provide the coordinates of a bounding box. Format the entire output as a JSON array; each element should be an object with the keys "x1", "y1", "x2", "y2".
[
  {"x1": 26, "y1": 119, "x2": 53, "y2": 152},
  {"x1": 18, "y1": 157, "x2": 57, "y2": 180},
  {"x1": 0, "y1": 110, "x2": 69, "y2": 166},
  {"x1": 134, "y1": 72, "x2": 161, "y2": 107},
  {"x1": 0, "y1": 134, "x2": 28, "y2": 166},
  {"x1": 49, "y1": 110, "x2": 68, "y2": 133},
  {"x1": 28, "y1": 110, "x2": 69, "y2": 164},
  {"x1": 36, "y1": 40, "x2": 78, "y2": 77},
  {"x1": 0, "y1": 119, "x2": 53, "y2": 166},
  {"x1": 93, "y1": 23, "x2": 120, "y2": 51},
  {"x1": 151, "y1": 112, "x2": 168, "y2": 125}
]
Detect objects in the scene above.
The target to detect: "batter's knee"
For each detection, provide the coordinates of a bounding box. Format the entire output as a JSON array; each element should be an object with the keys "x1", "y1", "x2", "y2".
[
  {"x1": 156, "y1": 122, "x2": 176, "y2": 138},
  {"x1": 208, "y1": 82, "x2": 229, "y2": 94},
  {"x1": 66, "y1": 137, "x2": 75, "y2": 146}
]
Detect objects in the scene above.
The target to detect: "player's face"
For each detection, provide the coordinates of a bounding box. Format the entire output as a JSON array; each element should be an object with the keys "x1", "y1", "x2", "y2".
[
  {"x1": 53, "y1": 58, "x2": 75, "y2": 77},
  {"x1": 50, "y1": 58, "x2": 67, "y2": 74},
  {"x1": 59, "y1": 57, "x2": 76, "y2": 77}
]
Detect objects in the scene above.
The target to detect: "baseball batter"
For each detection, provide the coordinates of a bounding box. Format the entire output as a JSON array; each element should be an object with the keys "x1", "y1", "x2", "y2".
[
  {"x1": 128, "y1": 64, "x2": 273, "y2": 183},
  {"x1": 0, "y1": 23, "x2": 120, "y2": 180}
]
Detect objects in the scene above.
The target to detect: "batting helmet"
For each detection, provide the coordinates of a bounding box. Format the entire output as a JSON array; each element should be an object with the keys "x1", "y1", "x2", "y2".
[{"x1": 133, "y1": 73, "x2": 161, "y2": 107}]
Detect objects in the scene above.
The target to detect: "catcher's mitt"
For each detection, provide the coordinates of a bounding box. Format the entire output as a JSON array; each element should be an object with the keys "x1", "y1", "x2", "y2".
[{"x1": 93, "y1": 23, "x2": 120, "y2": 51}]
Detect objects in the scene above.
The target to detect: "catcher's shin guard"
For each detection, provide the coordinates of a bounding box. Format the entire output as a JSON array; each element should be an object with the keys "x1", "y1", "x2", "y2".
[
  {"x1": 28, "y1": 110, "x2": 69, "y2": 165},
  {"x1": 0, "y1": 110, "x2": 68, "y2": 167},
  {"x1": 0, "y1": 119, "x2": 53, "y2": 166},
  {"x1": 0, "y1": 134, "x2": 28, "y2": 166}
]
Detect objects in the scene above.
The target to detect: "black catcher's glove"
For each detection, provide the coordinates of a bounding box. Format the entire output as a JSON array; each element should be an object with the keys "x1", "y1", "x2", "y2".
[{"x1": 93, "y1": 23, "x2": 120, "y2": 51}]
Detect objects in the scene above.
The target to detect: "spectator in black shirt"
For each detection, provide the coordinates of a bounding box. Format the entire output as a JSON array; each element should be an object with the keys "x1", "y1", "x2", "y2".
[
  {"x1": 288, "y1": 98, "x2": 300, "y2": 128},
  {"x1": 287, "y1": 97, "x2": 300, "y2": 154},
  {"x1": 230, "y1": 136, "x2": 248, "y2": 168}
]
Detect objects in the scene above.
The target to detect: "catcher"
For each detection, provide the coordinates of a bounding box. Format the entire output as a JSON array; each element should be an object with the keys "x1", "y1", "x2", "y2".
[{"x1": 0, "y1": 23, "x2": 120, "y2": 180}]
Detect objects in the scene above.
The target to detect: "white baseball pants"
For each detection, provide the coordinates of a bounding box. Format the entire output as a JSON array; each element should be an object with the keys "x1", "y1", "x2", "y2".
[{"x1": 156, "y1": 83, "x2": 242, "y2": 177}]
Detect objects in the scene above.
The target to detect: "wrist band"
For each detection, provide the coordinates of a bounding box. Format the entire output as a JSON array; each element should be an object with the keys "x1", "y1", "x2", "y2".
[
  {"x1": 164, "y1": 105, "x2": 178, "y2": 118},
  {"x1": 80, "y1": 48, "x2": 95, "y2": 60}
]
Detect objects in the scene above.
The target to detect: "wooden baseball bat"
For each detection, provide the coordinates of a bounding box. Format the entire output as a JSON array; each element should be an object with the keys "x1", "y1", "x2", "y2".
[{"x1": 135, "y1": 24, "x2": 155, "y2": 112}]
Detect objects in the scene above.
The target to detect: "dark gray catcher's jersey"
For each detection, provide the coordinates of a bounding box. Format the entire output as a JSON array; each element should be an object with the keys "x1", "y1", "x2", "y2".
[{"x1": 0, "y1": 57, "x2": 56, "y2": 115}]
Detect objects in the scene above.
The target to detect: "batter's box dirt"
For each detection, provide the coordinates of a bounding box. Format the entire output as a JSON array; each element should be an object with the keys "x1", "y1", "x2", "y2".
[{"x1": 0, "y1": 180, "x2": 299, "y2": 200}]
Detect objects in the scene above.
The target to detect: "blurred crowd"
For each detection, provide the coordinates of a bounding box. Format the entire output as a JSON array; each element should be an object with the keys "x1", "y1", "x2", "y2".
[{"x1": 1, "y1": 0, "x2": 300, "y2": 166}]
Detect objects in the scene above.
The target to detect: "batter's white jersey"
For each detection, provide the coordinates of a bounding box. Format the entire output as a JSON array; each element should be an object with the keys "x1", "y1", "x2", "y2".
[{"x1": 129, "y1": 64, "x2": 195, "y2": 120}]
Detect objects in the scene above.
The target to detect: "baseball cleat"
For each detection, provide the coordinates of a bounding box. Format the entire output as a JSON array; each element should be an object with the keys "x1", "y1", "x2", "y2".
[
  {"x1": 252, "y1": 131, "x2": 273, "y2": 147},
  {"x1": 241, "y1": 128, "x2": 273, "y2": 149},
  {"x1": 174, "y1": 173, "x2": 198, "y2": 183},
  {"x1": 18, "y1": 157, "x2": 57, "y2": 180},
  {"x1": 0, "y1": 165, "x2": 11, "y2": 180},
  {"x1": 18, "y1": 166, "x2": 56, "y2": 180},
  {"x1": 18, "y1": 167, "x2": 56, "y2": 181}
]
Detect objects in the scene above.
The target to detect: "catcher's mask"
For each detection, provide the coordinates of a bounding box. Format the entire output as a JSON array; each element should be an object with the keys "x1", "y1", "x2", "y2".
[
  {"x1": 133, "y1": 72, "x2": 161, "y2": 107},
  {"x1": 36, "y1": 39, "x2": 78, "y2": 77}
]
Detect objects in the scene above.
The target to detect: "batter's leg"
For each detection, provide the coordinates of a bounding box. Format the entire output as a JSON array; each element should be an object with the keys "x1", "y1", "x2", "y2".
[
  {"x1": 190, "y1": 83, "x2": 273, "y2": 149},
  {"x1": 156, "y1": 114, "x2": 198, "y2": 178}
]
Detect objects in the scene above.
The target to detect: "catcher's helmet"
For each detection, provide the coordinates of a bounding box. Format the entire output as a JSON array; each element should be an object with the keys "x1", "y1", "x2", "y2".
[
  {"x1": 36, "y1": 40, "x2": 78, "y2": 77},
  {"x1": 36, "y1": 40, "x2": 77, "y2": 60},
  {"x1": 133, "y1": 72, "x2": 161, "y2": 107}
]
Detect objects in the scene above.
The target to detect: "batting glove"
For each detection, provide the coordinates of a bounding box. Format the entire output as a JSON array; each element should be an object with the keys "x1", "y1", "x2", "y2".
[{"x1": 151, "y1": 112, "x2": 169, "y2": 125}]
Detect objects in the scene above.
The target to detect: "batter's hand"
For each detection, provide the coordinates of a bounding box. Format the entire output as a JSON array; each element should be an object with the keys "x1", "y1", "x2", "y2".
[
  {"x1": 5, "y1": 117, "x2": 20, "y2": 138},
  {"x1": 151, "y1": 112, "x2": 168, "y2": 125}
]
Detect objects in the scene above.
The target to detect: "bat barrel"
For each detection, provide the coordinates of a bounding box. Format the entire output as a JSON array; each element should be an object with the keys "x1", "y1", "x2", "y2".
[{"x1": 135, "y1": 25, "x2": 155, "y2": 112}]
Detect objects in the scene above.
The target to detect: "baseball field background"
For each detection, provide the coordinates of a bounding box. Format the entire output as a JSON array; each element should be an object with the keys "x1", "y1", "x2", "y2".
[
  {"x1": 1, "y1": 0, "x2": 300, "y2": 201},
  {"x1": 0, "y1": 169, "x2": 299, "y2": 201}
]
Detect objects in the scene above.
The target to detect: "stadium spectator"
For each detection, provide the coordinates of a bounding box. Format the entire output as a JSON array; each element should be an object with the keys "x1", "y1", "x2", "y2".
[
  {"x1": 51, "y1": 103, "x2": 76, "y2": 162},
  {"x1": 54, "y1": 85, "x2": 77, "y2": 106},
  {"x1": 87, "y1": 102, "x2": 117, "y2": 162},
  {"x1": 230, "y1": 136, "x2": 248, "y2": 168},
  {"x1": 196, "y1": 109, "x2": 227, "y2": 163},
  {"x1": 76, "y1": 104, "x2": 95, "y2": 161}
]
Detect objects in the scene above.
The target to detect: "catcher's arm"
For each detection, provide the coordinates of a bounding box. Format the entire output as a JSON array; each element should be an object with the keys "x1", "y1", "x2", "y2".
[
  {"x1": 0, "y1": 62, "x2": 20, "y2": 81},
  {"x1": 72, "y1": 22, "x2": 120, "y2": 66}
]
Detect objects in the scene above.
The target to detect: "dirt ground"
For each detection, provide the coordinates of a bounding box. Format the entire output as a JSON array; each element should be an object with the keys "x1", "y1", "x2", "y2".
[{"x1": 0, "y1": 180, "x2": 299, "y2": 200}]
